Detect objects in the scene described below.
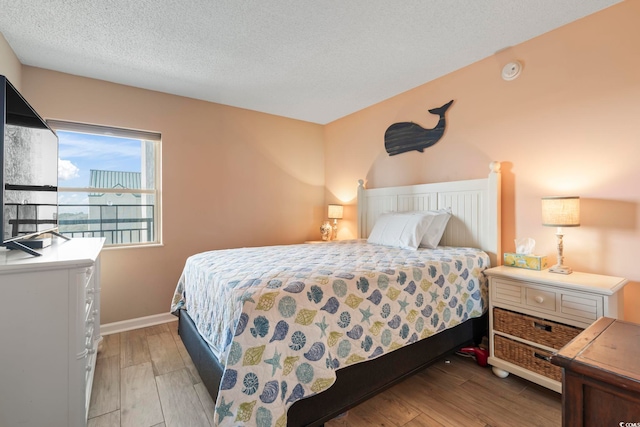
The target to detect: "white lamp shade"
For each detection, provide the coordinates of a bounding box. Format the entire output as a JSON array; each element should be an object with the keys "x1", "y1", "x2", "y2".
[
  {"x1": 328, "y1": 204, "x2": 343, "y2": 219},
  {"x1": 542, "y1": 196, "x2": 580, "y2": 227}
]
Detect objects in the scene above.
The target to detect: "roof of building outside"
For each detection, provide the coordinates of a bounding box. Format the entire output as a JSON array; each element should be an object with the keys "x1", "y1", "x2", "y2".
[
  {"x1": 90, "y1": 169, "x2": 140, "y2": 189},
  {"x1": 89, "y1": 169, "x2": 141, "y2": 197}
]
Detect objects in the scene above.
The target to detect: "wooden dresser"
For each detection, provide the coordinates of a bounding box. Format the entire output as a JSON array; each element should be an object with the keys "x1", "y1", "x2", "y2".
[
  {"x1": 0, "y1": 237, "x2": 105, "y2": 427},
  {"x1": 552, "y1": 317, "x2": 640, "y2": 427}
]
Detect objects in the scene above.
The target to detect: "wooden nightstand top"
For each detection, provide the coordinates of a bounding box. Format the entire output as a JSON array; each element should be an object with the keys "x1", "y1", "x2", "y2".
[
  {"x1": 552, "y1": 317, "x2": 640, "y2": 385},
  {"x1": 484, "y1": 265, "x2": 628, "y2": 296}
]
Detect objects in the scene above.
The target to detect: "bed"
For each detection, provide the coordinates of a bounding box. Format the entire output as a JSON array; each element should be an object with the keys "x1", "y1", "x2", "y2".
[{"x1": 172, "y1": 161, "x2": 501, "y2": 427}]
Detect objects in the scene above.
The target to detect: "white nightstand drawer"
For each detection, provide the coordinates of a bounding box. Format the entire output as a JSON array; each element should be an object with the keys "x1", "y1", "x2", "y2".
[
  {"x1": 491, "y1": 276, "x2": 604, "y2": 326},
  {"x1": 494, "y1": 335, "x2": 562, "y2": 382},
  {"x1": 493, "y1": 307, "x2": 582, "y2": 350},
  {"x1": 560, "y1": 292, "x2": 601, "y2": 322},
  {"x1": 525, "y1": 287, "x2": 556, "y2": 312},
  {"x1": 492, "y1": 279, "x2": 523, "y2": 305}
]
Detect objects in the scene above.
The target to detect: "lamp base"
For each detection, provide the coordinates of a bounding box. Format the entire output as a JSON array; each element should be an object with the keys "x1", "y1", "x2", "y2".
[
  {"x1": 549, "y1": 264, "x2": 573, "y2": 274},
  {"x1": 549, "y1": 230, "x2": 572, "y2": 274},
  {"x1": 320, "y1": 221, "x2": 332, "y2": 241}
]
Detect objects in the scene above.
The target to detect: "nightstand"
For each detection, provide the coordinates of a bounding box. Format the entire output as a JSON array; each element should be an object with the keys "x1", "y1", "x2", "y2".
[{"x1": 484, "y1": 265, "x2": 628, "y2": 393}]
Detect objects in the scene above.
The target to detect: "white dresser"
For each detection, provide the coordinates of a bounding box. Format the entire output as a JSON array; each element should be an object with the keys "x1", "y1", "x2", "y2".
[{"x1": 0, "y1": 237, "x2": 105, "y2": 427}]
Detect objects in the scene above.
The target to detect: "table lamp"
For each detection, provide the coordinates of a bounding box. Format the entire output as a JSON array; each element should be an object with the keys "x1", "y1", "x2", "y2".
[
  {"x1": 542, "y1": 196, "x2": 580, "y2": 274},
  {"x1": 327, "y1": 204, "x2": 343, "y2": 240}
]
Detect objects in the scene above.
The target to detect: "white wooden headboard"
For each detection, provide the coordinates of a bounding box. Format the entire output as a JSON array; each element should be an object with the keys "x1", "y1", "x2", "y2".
[{"x1": 357, "y1": 161, "x2": 502, "y2": 267}]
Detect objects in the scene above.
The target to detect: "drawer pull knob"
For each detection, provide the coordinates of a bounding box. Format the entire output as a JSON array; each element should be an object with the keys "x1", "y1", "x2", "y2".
[
  {"x1": 534, "y1": 322, "x2": 552, "y2": 332},
  {"x1": 534, "y1": 296, "x2": 544, "y2": 303},
  {"x1": 534, "y1": 352, "x2": 551, "y2": 362}
]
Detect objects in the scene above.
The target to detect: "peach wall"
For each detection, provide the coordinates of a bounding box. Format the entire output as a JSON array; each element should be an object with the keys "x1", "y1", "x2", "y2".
[
  {"x1": 325, "y1": 1, "x2": 640, "y2": 322},
  {"x1": 22, "y1": 68, "x2": 325, "y2": 324},
  {"x1": 0, "y1": 33, "x2": 22, "y2": 89}
]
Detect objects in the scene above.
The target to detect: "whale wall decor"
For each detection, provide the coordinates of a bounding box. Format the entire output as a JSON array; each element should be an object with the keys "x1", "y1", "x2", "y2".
[{"x1": 384, "y1": 100, "x2": 454, "y2": 156}]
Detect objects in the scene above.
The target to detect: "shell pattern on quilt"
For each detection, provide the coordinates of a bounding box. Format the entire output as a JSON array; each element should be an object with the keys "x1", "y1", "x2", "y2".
[{"x1": 171, "y1": 240, "x2": 489, "y2": 427}]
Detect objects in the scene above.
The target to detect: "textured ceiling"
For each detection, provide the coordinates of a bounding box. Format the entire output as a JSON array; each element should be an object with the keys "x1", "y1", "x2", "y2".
[{"x1": 0, "y1": 0, "x2": 621, "y2": 124}]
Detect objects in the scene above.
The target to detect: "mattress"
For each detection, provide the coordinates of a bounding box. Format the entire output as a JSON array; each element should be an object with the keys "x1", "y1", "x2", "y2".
[{"x1": 171, "y1": 240, "x2": 489, "y2": 427}]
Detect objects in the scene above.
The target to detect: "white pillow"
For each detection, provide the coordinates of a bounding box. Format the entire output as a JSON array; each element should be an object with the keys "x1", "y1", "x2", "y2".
[
  {"x1": 367, "y1": 212, "x2": 433, "y2": 250},
  {"x1": 418, "y1": 209, "x2": 452, "y2": 248}
]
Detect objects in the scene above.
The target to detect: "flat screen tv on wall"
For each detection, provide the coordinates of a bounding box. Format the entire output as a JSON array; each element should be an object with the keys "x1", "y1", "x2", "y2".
[{"x1": 1, "y1": 75, "x2": 60, "y2": 256}]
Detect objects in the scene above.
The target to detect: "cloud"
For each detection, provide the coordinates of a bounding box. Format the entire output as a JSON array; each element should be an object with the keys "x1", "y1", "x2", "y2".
[
  {"x1": 57, "y1": 131, "x2": 142, "y2": 173},
  {"x1": 57, "y1": 131, "x2": 141, "y2": 160},
  {"x1": 58, "y1": 159, "x2": 80, "y2": 181}
]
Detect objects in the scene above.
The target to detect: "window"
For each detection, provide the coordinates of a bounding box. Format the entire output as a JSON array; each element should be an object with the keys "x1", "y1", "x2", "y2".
[{"x1": 49, "y1": 120, "x2": 161, "y2": 247}]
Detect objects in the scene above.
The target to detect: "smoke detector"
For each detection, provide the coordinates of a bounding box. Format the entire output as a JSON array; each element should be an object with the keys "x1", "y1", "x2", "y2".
[{"x1": 501, "y1": 61, "x2": 522, "y2": 81}]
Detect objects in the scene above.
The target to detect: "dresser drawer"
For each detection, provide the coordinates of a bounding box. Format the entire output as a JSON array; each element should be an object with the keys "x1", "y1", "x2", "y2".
[
  {"x1": 494, "y1": 335, "x2": 562, "y2": 382},
  {"x1": 491, "y1": 277, "x2": 603, "y2": 326},
  {"x1": 525, "y1": 287, "x2": 556, "y2": 311},
  {"x1": 492, "y1": 279, "x2": 523, "y2": 305},
  {"x1": 561, "y1": 293, "x2": 601, "y2": 322},
  {"x1": 493, "y1": 307, "x2": 583, "y2": 350}
]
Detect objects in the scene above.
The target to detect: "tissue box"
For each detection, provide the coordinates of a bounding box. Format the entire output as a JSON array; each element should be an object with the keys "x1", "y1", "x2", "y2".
[{"x1": 503, "y1": 253, "x2": 548, "y2": 270}]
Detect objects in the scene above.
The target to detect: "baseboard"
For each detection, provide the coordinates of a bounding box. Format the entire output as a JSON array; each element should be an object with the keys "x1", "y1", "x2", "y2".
[{"x1": 101, "y1": 312, "x2": 178, "y2": 335}]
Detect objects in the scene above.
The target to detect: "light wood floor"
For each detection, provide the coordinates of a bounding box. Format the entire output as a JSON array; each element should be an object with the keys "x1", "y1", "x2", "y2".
[{"x1": 88, "y1": 321, "x2": 561, "y2": 427}]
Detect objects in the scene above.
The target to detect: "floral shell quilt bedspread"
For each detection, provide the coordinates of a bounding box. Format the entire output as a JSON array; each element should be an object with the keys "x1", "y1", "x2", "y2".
[{"x1": 171, "y1": 240, "x2": 490, "y2": 427}]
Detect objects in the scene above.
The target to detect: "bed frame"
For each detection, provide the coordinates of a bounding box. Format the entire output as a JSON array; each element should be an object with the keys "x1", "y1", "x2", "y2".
[{"x1": 178, "y1": 161, "x2": 501, "y2": 426}]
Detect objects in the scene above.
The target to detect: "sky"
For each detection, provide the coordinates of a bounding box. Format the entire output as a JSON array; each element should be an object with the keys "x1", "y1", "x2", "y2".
[{"x1": 57, "y1": 130, "x2": 142, "y2": 208}]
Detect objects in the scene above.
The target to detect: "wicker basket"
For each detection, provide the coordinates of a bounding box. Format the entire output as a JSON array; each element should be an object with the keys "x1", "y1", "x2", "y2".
[
  {"x1": 494, "y1": 335, "x2": 562, "y2": 382},
  {"x1": 493, "y1": 307, "x2": 583, "y2": 350}
]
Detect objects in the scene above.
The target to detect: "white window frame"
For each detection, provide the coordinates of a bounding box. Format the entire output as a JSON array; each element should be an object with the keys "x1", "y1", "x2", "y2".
[{"x1": 49, "y1": 120, "x2": 162, "y2": 248}]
